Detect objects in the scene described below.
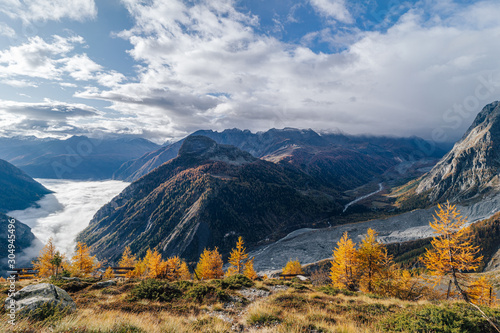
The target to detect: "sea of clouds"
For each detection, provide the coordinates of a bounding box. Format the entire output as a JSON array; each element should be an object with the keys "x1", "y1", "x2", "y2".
[{"x1": 8, "y1": 179, "x2": 129, "y2": 258}]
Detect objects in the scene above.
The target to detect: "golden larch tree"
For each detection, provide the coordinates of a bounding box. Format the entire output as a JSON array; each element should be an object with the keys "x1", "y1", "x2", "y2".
[
  {"x1": 146, "y1": 249, "x2": 164, "y2": 279},
  {"x1": 70, "y1": 242, "x2": 100, "y2": 277},
  {"x1": 357, "y1": 228, "x2": 385, "y2": 293},
  {"x1": 421, "y1": 202, "x2": 499, "y2": 332},
  {"x1": 468, "y1": 276, "x2": 496, "y2": 307},
  {"x1": 420, "y1": 202, "x2": 482, "y2": 302},
  {"x1": 282, "y1": 259, "x2": 304, "y2": 275},
  {"x1": 178, "y1": 261, "x2": 192, "y2": 280},
  {"x1": 103, "y1": 267, "x2": 115, "y2": 279},
  {"x1": 330, "y1": 232, "x2": 359, "y2": 291},
  {"x1": 118, "y1": 246, "x2": 137, "y2": 268},
  {"x1": 227, "y1": 236, "x2": 249, "y2": 276},
  {"x1": 33, "y1": 238, "x2": 59, "y2": 277},
  {"x1": 195, "y1": 248, "x2": 224, "y2": 280},
  {"x1": 244, "y1": 257, "x2": 258, "y2": 280}
]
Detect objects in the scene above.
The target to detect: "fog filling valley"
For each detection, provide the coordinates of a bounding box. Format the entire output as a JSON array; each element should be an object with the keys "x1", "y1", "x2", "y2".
[{"x1": 8, "y1": 179, "x2": 129, "y2": 258}]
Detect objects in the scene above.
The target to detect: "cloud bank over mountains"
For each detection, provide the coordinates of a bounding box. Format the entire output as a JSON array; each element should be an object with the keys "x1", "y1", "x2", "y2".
[{"x1": 0, "y1": 0, "x2": 499, "y2": 143}]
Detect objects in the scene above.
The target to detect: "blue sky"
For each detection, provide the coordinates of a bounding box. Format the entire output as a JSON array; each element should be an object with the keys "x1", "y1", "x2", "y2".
[{"x1": 0, "y1": 0, "x2": 499, "y2": 143}]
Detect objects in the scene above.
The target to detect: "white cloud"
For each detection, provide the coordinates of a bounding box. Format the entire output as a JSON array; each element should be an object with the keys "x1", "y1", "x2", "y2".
[
  {"x1": 0, "y1": 35, "x2": 84, "y2": 80},
  {"x1": 0, "y1": 35, "x2": 126, "y2": 91},
  {"x1": 0, "y1": 98, "x2": 100, "y2": 119},
  {"x1": 0, "y1": 0, "x2": 97, "y2": 23},
  {"x1": 309, "y1": 0, "x2": 353, "y2": 23},
  {"x1": 8, "y1": 179, "x2": 129, "y2": 257},
  {"x1": 0, "y1": 22, "x2": 15, "y2": 37},
  {"x1": 1, "y1": 79, "x2": 38, "y2": 87},
  {"x1": 72, "y1": 0, "x2": 498, "y2": 142}
]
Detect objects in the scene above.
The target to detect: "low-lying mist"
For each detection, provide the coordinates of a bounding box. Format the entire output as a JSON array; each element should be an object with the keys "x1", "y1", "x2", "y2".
[{"x1": 8, "y1": 179, "x2": 129, "y2": 257}]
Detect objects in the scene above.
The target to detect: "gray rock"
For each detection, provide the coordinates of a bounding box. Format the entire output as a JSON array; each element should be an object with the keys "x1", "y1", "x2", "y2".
[
  {"x1": 296, "y1": 275, "x2": 309, "y2": 281},
  {"x1": 95, "y1": 280, "x2": 116, "y2": 288},
  {"x1": 4, "y1": 283, "x2": 76, "y2": 315},
  {"x1": 61, "y1": 277, "x2": 80, "y2": 282}
]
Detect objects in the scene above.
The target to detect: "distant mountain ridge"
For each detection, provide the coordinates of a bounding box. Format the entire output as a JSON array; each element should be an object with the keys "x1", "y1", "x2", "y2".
[
  {"x1": 0, "y1": 159, "x2": 51, "y2": 212},
  {"x1": 114, "y1": 128, "x2": 445, "y2": 192},
  {"x1": 78, "y1": 136, "x2": 344, "y2": 263},
  {"x1": 411, "y1": 101, "x2": 500, "y2": 203},
  {"x1": 0, "y1": 136, "x2": 160, "y2": 180}
]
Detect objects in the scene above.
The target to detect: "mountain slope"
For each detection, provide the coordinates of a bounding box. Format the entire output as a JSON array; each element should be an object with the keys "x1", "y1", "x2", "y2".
[
  {"x1": 0, "y1": 136, "x2": 160, "y2": 180},
  {"x1": 78, "y1": 136, "x2": 343, "y2": 263},
  {"x1": 412, "y1": 101, "x2": 500, "y2": 203},
  {"x1": 0, "y1": 159, "x2": 51, "y2": 212},
  {"x1": 0, "y1": 213, "x2": 37, "y2": 276}
]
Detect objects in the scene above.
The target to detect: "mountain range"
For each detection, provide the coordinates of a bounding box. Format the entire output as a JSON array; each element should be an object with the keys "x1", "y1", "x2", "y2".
[
  {"x1": 78, "y1": 135, "x2": 345, "y2": 263},
  {"x1": 114, "y1": 128, "x2": 444, "y2": 193},
  {"x1": 0, "y1": 136, "x2": 160, "y2": 180}
]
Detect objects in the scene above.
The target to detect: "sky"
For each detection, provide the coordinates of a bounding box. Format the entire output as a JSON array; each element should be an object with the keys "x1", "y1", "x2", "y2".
[{"x1": 0, "y1": 0, "x2": 499, "y2": 144}]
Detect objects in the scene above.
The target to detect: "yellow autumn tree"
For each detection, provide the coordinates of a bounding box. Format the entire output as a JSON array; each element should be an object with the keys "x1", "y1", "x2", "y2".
[
  {"x1": 33, "y1": 238, "x2": 59, "y2": 278},
  {"x1": 103, "y1": 267, "x2": 115, "y2": 279},
  {"x1": 468, "y1": 276, "x2": 496, "y2": 307},
  {"x1": 243, "y1": 257, "x2": 258, "y2": 280},
  {"x1": 118, "y1": 246, "x2": 137, "y2": 268},
  {"x1": 69, "y1": 242, "x2": 100, "y2": 277},
  {"x1": 372, "y1": 249, "x2": 397, "y2": 297},
  {"x1": 226, "y1": 236, "x2": 249, "y2": 276},
  {"x1": 420, "y1": 202, "x2": 483, "y2": 302},
  {"x1": 130, "y1": 256, "x2": 148, "y2": 278},
  {"x1": 195, "y1": 248, "x2": 224, "y2": 280},
  {"x1": 282, "y1": 259, "x2": 304, "y2": 275},
  {"x1": 330, "y1": 232, "x2": 359, "y2": 291},
  {"x1": 357, "y1": 228, "x2": 385, "y2": 293},
  {"x1": 146, "y1": 249, "x2": 164, "y2": 279},
  {"x1": 421, "y1": 202, "x2": 500, "y2": 332},
  {"x1": 161, "y1": 256, "x2": 190, "y2": 281},
  {"x1": 178, "y1": 261, "x2": 192, "y2": 280}
]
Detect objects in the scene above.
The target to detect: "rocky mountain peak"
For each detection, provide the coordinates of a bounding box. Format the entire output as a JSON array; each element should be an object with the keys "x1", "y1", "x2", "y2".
[
  {"x1": 178, "y1": 135, "x2": 218, "y2": 157},
  {"x1": 178, "y1": 135, "x2": 256, "y2": 165},
  {"x1": 415, "y1": 101, "x2": 500, "y2": 203}
]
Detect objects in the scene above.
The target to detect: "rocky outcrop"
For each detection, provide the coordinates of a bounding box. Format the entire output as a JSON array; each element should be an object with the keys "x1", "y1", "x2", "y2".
[
  {"x1": 5, "y1": 283, "x2": 76, "y2": 315},
  {"x1": 416, "y1": 101, "x2": 500, "y2": 203}
]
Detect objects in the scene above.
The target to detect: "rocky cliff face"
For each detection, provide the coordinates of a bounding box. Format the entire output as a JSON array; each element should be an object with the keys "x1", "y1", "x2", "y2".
[
  {"x1": 79, "y1": 136, "x2": 343, "y2": 263},
  {"x1": 416, "y1": 101, "x2": 500, "y2": 203}
]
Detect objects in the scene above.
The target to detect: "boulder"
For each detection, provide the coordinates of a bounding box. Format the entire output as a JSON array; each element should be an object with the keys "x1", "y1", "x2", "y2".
[
  {"x1": 61, "y1": 277, "x2": 80, "y2": 282},
  {"x1": 95, "y1": 280, "x2": 117, "y2": 288},
  {"x1": 4, "y1": 283, "x2": 76, "y2": 316}
]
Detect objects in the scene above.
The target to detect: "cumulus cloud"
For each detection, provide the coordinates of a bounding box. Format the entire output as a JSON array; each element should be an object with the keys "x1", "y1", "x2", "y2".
[
  {"x1": 0, "y1": 0, "x2": 97, "y2": 23},
  {"x1": 0, "y1": 34, "x2": 127, "y2": 92}
]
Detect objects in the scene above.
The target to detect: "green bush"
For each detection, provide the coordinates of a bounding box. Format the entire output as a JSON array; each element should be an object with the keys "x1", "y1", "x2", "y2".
[
  {"x1": 130, "y1": 279, "x2": 182, "y2": 302},
  {"x1": 185, "y1": 284, "x2": 229, "y2": 302},
  {"x1": 379, "y1": 303, "x2": 500, "y2": 333},
  {"x1": 25, "y1": 301, "x2": 72, "y2": 322},
  {"x1": 318, "y1": 286, "x2": 340, "y2": 296},
  {"x1": 212, "y1": 274, "x2": 254, "y2": 290}
]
